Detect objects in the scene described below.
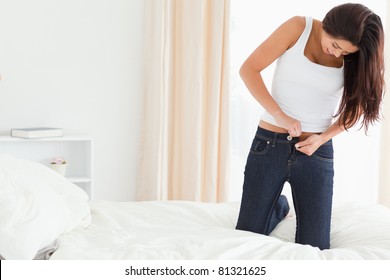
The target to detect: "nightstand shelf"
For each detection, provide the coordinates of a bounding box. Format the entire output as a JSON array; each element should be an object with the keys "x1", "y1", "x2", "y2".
[{"x1": 0, "y1": 136, "x2": 93, "y2": 198}]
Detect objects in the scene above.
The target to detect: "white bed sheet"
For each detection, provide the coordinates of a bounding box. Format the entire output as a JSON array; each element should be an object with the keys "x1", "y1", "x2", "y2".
[{"x1": 50, "y1": 200, "x2": 390, "y2": 260}]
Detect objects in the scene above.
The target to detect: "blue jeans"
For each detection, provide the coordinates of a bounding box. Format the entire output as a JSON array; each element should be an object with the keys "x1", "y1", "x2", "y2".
[{"x1": 235, "y1": 126, "x2": 334, "y2": 250}]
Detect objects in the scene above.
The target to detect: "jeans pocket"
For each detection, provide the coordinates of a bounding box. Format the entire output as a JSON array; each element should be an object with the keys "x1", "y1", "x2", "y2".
[
  {"x1": 312, "y1": 144, "x2": 334, "y2": 162},
  {"x1": 250, "y1": 137, "x2": 270, "y2": 155}
]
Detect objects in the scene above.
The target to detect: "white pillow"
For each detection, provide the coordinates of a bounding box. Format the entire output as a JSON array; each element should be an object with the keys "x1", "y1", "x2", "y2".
[{"x1": 0, "y1": 155, "x2": 91, "y2": 259}]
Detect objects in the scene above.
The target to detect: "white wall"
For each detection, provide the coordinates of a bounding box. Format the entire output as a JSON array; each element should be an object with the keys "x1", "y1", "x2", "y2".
[{"x1": 0, "y1": 0, "x2": 145, "y2": 201}]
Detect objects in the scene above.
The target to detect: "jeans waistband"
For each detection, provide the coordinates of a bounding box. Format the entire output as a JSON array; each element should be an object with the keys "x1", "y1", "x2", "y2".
[
  {"x1": 255, "y1": 126, "x2": 332, "y2": 145},
  {"x1": 256, "y1": 126, "x2": 298, "y2": 143}
]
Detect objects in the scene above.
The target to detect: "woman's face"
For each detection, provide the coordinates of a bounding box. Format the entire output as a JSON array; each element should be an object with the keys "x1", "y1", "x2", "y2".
[{"x1": 321, "y1": 30, "x2": 359, "y2": 57}]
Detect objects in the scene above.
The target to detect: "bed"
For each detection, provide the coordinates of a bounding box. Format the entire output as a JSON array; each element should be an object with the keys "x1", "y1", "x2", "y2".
[{"x1": 1, "y1": 155, "x2": 390, "y2": 260}]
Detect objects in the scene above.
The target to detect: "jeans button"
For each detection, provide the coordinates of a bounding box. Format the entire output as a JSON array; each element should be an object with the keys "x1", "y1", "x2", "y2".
[{"x1": 287, "y1": 135, "x2": 292, "y2": 141}]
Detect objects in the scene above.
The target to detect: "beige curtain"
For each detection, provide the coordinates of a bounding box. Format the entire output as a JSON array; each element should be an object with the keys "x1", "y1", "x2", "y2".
[
  {"x1": 378, "y1": 3, "x2": 390, "y2": 207},
  {"x1": 137, "y1": 0, "x2": 230, "y2": 202}
]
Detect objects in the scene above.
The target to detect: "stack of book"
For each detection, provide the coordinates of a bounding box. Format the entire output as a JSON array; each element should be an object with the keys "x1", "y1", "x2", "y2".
[{"x1": 10, "y1": 127, "x2": 63, "y2": 139}]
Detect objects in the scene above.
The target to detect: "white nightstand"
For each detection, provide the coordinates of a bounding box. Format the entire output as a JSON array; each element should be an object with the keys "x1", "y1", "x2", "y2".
[{"x1": 0, "y1": 136, "x2": 93, "y2": 199}]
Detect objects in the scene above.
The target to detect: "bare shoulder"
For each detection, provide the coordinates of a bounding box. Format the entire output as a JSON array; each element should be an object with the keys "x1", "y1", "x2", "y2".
[
  {"x1": 279, "y1": 16, "x2": 306, "y2": 49},
  {"x1": 285, "y1": 16, "x2": 306, "y2": 28},
  {"x1": 241, "y1": 16, "x2": 307, "y2": 71}
]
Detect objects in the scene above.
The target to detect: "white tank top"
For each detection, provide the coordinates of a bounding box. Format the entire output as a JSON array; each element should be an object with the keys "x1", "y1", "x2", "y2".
[{"x1": 262, "y1": 17, "x2": 344, "y2": 132}]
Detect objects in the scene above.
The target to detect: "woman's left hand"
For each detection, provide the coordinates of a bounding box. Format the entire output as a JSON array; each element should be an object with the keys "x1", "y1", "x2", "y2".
[{"x1": 295, "y1": 134, "x2": 325, "y2": 156}]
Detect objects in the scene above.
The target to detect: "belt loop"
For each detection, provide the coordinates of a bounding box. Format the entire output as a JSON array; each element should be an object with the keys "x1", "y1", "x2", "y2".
[{"x1": 272, "y1": 133, "x2": 278, "y2": 147}]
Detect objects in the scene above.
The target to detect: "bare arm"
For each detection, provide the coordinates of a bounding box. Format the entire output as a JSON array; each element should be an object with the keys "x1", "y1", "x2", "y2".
[
  {"x1": 295, "y1": 119, "x2": 346, "y2": 156},
  {"x1": 240, "y1": 16, "x2": 306, "y2": 136},
  {"x1": 296, "y1": 107, "x2": 365, "y2": 155}
]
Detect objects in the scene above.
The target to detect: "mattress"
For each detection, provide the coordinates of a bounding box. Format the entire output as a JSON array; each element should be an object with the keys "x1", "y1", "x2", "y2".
[{"x1": 50, "y1": 200, "x2": 390, "y2": 260}]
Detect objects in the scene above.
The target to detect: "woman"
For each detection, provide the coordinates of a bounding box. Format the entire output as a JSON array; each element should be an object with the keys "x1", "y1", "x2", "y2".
[{"x1": 235, "y1": 3, "x2": 384, "y2": 250}]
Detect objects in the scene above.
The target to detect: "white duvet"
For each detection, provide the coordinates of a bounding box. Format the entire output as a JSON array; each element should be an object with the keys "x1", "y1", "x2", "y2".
[{"x1": 50, "y1": 200, "x2": 390, "y2": 260}]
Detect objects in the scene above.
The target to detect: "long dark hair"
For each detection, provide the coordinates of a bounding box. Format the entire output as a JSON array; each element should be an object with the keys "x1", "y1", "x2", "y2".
[{"x1": 322, "y1": 3, "x2": 384, "y2": 132}]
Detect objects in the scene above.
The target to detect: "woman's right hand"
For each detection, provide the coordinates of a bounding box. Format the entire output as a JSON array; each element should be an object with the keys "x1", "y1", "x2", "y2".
[{"x1": 273, "y1": 111, "x2": 302, "y2": 137}]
